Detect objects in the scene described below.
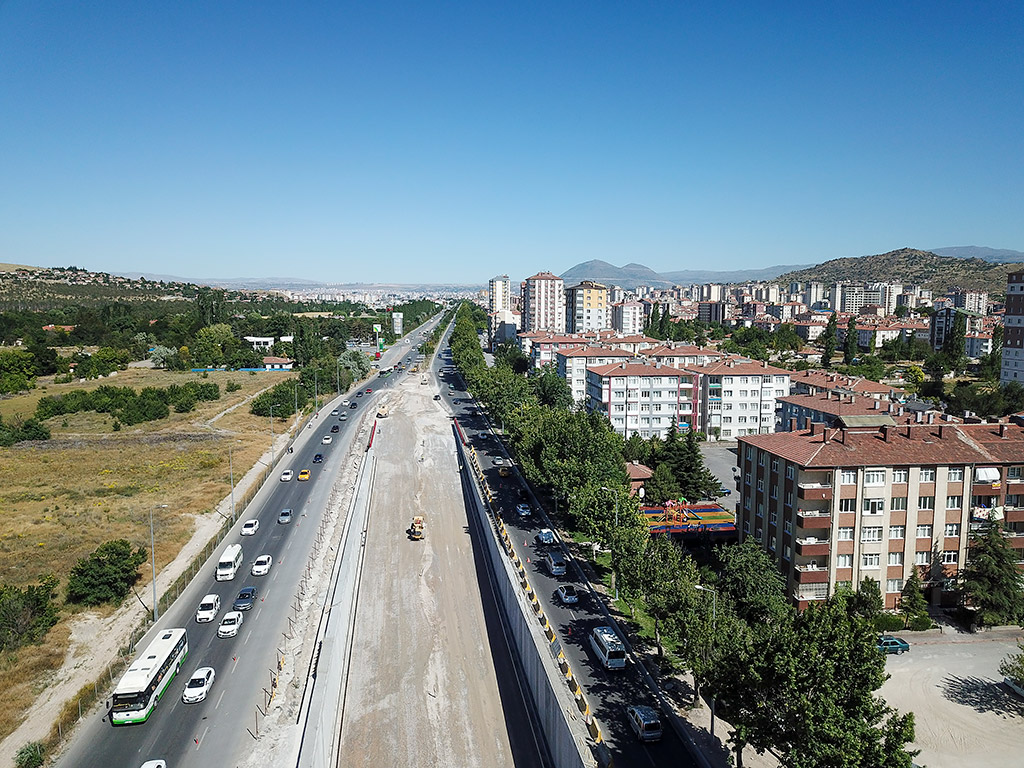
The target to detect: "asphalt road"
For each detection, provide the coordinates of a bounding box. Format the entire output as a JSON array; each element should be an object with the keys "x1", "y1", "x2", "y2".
[
  {"x1": 54, "y1": 320, "x2": 441, "y2": 768},
  {"x1": 440, "y1": 337, "x2": 700, "y2": 768}
]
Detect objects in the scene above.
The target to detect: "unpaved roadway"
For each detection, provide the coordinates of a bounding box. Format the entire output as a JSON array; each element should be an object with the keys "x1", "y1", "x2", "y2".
[{"x1": 336, "y1": 378, "x2": 529, "y2": 767}]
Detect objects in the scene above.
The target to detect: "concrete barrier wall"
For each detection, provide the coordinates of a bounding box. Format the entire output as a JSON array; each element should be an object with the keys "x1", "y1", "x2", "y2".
[{"x1": 457, "y1": 437, "x2": 595, "y2": 768}]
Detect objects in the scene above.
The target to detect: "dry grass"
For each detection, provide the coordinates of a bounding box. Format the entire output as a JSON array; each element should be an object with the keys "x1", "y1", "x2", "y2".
[{"x1": 0, "y1": 367, "x2": 301, "y2": 742}]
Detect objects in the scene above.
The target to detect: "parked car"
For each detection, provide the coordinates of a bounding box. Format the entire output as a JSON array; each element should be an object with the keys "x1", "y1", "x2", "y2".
[
  {"x1": 433, "y1": 394, "x2": 441, "y2": 400},
  {"x1": 877, "y1": 635, "x2": 911, "y2": 654},
  {"x1": 626, "y1": 704, "x2": 663, "y2": 742},
  {"x1": 240, "y1": 519, "x2": 259, "y2": 536},
  {"x1": 278, "y1": 508, "x2": 293, "y2": 524},
  {"x1": 217, "y1": 611, "x2": 244, "y2": 638},
  {"x1": 232, "y1": 586, "x2": 259, "y2": 611},
  {"x1": 280, "y1": 470, "x2": 293, "y2": 482},
  {"x1": 182, "y1": 667, "x2": 216, "y2": 703},
  {"x1": 251, "y1": 554, "x2": 273, "y2": 576}
]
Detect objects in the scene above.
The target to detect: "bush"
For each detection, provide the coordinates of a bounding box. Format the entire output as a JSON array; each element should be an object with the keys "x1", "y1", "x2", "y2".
[
  {"x1": 0, "y1": 576, "x2": 60, "y2": 652},
  {"x1": 225, "y1": 379, "x2": 242, "y2": 393},
  {"x1": 14, "y1": 742, "x2": 44, "y2": 768},
  {"x1": 66, "y1": 540, "x2": 147, "y2": 606},
  {"x1": 173, "y1": 394, "x2": 197, "y2": 413},
  {"x1": 908, "y1": 615, "x2": 934, "y2": 631},
  {"x1": 873, "y1": 613, "x2": 906, "y2": 632}
]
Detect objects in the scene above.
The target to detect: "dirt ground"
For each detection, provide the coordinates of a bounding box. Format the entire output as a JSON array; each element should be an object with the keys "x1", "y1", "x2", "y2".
[{"x1": 335, "y1": 379, "x2": 516, "y2": 767}]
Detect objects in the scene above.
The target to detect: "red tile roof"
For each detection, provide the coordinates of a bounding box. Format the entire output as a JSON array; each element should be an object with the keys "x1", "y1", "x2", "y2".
[{"x1": 589, "y1": 361, "x2": 695, "y2": 378}]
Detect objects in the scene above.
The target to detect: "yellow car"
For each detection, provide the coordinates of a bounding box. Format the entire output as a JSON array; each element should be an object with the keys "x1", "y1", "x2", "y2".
[{"x1": 298, "y1": 469, "x2": 311, "y2": 481}]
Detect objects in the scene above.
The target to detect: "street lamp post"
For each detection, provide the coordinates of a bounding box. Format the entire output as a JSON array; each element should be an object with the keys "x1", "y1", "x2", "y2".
[
  {"x1": 269, "y1": 404, "x2": 276, "y2": 466},
  {"x1": 150, "y1": 504, "x2": 168, "y2": 622},
  {"x1": 695, "y1": 583, "x2": 718, "y2": 737},
  {"x1": 600, "y1": 486, "x2": 620, "y2": 601}
]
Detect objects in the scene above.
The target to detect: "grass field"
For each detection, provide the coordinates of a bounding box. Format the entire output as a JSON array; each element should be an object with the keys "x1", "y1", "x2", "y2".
[{"x1": 0, "y1": 366, "x2": 302, "y2": 741}]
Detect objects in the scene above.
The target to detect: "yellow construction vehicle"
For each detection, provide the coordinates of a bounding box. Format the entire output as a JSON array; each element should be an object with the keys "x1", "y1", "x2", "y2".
[{"x1": 408, "y1": 515, "x2": 424, "y2": 541}]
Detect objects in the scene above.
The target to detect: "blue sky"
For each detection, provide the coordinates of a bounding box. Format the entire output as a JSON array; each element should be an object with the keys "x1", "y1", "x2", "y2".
[{"x1": 1, "y1": 1, "x2": 1021, "y2": 285}]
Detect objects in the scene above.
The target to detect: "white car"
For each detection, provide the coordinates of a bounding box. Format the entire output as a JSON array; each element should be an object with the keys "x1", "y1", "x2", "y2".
[
  {"x1": 321, "y1": 435, "x2": 333, "y2": 445},
  {"x1": 492, "y1": 456, "x2": 505, "y2": 467},
  {"x1": 331, "y1": 409, "x2": 339, "y2": 416},
  {"x1": 251, "y1": 554, "x2": 273, "y2": 576},
  {"x1": 515, "y1": 503, "x2": 531, "y2": 518},
  {"x1": 195, "y1": 594, "x2": 220, "y2": 623},
  {"x1": 342, "y1": 399, "x2": 350, "y2": 406},
  {"x1": 241, "y1": 519, "x2": 259, "y2": 536},
  {"x1": 217, "y1": 611, "x2": 244, "y2": 638},
  {"x1": 555, "y1": 584, "x2": 579, "y2": 605},
  {"x1": 535, "y1": 529, "x2": 555, "y2": 546},
  {"x1": 182, "y1": 667, "x2": 216, "y2": 703},
  {"x1": 140, "y1": 762, "x2": 167, "y2": 768},
  {"x1": 280, "y1": 470, "x2": 293, "y2": 482}
]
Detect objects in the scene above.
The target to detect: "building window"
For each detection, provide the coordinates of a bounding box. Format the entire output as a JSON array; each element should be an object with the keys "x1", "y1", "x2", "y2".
[
  {"x1": 769, "y1": 509, "x2": 778, "y2": 525},
  {"x1": 785, "y1": 491, "x2": 794, "y2": 507},
  {"x1": 863, "y1": 498, "x2": 885, "y2": 514},
  {"x1": 892, "y1": 469, "x2": 909, "y2": 483},
  {"x1": 920, "y1": 468, "x2": 936, "y2": 482},
  {"x1": 888, "y1": 551, "x2": 904, "y2": 566},
  {"x1": 941, "y1": 550, "x2": 959, "y2": 564},
  {"x1": 744, "y1": 472, "x2": 751, "y2": 485},
  {"x1": 948, "y1": 467, "x2": 964, "y2": 482},
  {"x1": 783, "y1": 545, "x2": 791, "y2": 561},
  {"x1": 755, "y1": 527, "x2": 763, "y2": 541},
  {"x1": 757, "y1": 502, "x2": 764, "y2": 518},
  {"x1": 838, "y1": 527, "x2": 855, "y2": 541},
  {"x1": 864, "y1": 470, "x2": 886, "y2": 486},
  {"x1": 837, "y1": 554, "x2": 853, "y2": 568},
  {"x1": 915, "y1": 551, "x2": 930, "y2": 565},
  {"x1": 743, "y1": 520, "x2": 750, "y2": 534},
  {"x1": 771, "y1": 458, "x2": 779, "y2": 473},
  {"x1": 890, "y1": 525, "x2": 905, "y2": 539},
  {"x1": 1009, "y1": 466, "x2": 1022, "y2": 480},
  {"x1": 840, "y1": 469, "x2": 857, "y2": 484},
  {"x1": 946, "y1": 495, "x2": 963, "y2": 509},
  {"x1": 786, "y1": 466, "x2": 794, "y2": 479},
  {"x1": 890, "y1": 496, "x2": 908, "y2": 511},
  {"x1": 784, "y1": 520, "x2": 792, "y2": 534},
  {"x1": 916, "y1": 524, "x2": 933, "y2": 539},
  {"x1": 862, "y1": 526, "x2": 883, "y2": 542},
  {"x1": 759, "y1": 451, "x2": 766, "y2": 466},
  {"x1": 886, "y1": 578, "x2": 905, "y2": 593},
  {"x1": 944, "y1": 523, "x2": 961, "y2": 538},
  {"x1": 918, "y1": 496, "x2": 935, "y2": 510},
  {"x1": 757, "y1": 479, "x2": 764, "y2": 492},
  {"x1": 839, "y1": 498, "x2": 857, "y2": 513},
  {"x1": 862, "y1": 553, "x2": 880, "y2": 568}
]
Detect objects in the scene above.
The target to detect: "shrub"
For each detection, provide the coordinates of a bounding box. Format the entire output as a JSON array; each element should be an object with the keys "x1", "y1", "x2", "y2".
[
  {"x1": 66, "y1": 540, "x2": 147, "y2": 606},
  {"x1": 14, "y1": 742, "x2": 44, "y2": 768},
  {"x1": 908, "y1": 615, "x2": 934, "y2": 631},
  {"x1": 873, "y1": 613, "x2": 906, "y2": 632},
  {"x1": 0, "y1": 576, "x2": 60, "y2": 652},
  {"x1": 225, "y1": 379, "x2": 242, "y2": 393}
]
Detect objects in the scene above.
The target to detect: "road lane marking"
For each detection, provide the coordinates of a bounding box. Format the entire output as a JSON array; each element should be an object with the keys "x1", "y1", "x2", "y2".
[
  {"x1": 215, "y1": 690, "x2": 226, "y2": 709},
  {"x1": 195, "y1": 726, "x2": 209, "y2": 749}
]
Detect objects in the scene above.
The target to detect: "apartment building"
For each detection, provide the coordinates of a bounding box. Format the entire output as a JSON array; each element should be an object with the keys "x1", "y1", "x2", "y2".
[
  {"x1": 644, "y1": 342, "x2": 724, "y2": 369},
  {"x1": 789, "y1": 370, "x2": 901, "y2": 399},
  {"x1": 611, "y1": 300, "x2": 646, "y2": 335},
  {"x1": 556, "y1": 345, "x2": 634, "y2": 404},
  {"x1": 586, "y1": 361, "x2": 698, "y2": 439},
  {"x1": 565, "y1": 280, "x2": 610, "y2": 333},
  {"x1": 778, "y1": 392, "x2": 926, "y2": 431},
  {"x1": 489, "y1": 274, "x2": 512, "y2": 314},
  {"x1": 687, "y1": 359, "x2": 791, "y2": 439},
  {"x1": 522, "y1": 271, "x2": 566, "y2": 333},
  {"x1": 737, "y1": 422, "x2": 1024, "y2": 609},
  {"x1": 1001, "y1": 270, "x2": 1024, "y2": 384},
  {"x1": 952, "y1": 289, "x2": 989, "y2": 314}
]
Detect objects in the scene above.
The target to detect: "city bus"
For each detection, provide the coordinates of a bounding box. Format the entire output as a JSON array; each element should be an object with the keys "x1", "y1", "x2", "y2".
[{"x1": 111, "y1": 628, "x2": 189, "y2": 725}]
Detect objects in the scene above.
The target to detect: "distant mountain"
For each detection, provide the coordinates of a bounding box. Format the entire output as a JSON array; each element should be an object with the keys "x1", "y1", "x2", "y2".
[
  {"x1": 930, "y1": 246, "x2": 1024, "y2": 264},
  {"x1": 559, "y1": 260, "x2": 810, "y2": 289},
  {"x1": 775, "y1": 247, "x2": 1023, "y2": 295}
]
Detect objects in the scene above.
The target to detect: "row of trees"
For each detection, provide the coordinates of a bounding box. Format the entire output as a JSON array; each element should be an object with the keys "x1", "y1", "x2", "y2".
[
  {"x1": 36, "y1": 382, "x2": 221, "y2": 425},
  {"x1": 446, "y1": 303, "x2": 917, "y2": 765}
]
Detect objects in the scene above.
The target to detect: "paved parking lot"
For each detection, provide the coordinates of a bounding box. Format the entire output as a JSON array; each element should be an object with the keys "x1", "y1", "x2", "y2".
[{"x1": 880, "y1": 628, "x2": 1024, "y2": 768}]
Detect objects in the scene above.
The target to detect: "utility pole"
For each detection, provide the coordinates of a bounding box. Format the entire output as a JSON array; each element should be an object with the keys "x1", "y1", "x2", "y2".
[
  {"x1": 695, "y1": 584, "x2": 718, "y2": 737},
  {"x1": 150, "y1": 504, "x2": 168, "y2": 621}
]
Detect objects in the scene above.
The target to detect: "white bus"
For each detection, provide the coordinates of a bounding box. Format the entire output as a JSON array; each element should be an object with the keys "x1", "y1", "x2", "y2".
[{"x1": 111, "y1": 628, "x2": 189, "y2": 725}]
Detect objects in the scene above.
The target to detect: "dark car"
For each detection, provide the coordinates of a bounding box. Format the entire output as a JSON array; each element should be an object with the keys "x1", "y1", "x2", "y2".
[
  {"x1": 312, "y1": 453, "x2": 324, "y2": 463},
  {"x1": 356, "y1": 391, "x2": 363, "y2": 398},
  {"x1": 433, "y1": 394, "x2": 441, "y2": 400},
  {"x1": 232, "y1": 586, "x2": 259, "y2": 611},
  {"x1": 349, "y1": 402, "x2": 358, "y2": 409},
  {"x1": 331, "y1": 425, "x2": 339, "y2": 433}
]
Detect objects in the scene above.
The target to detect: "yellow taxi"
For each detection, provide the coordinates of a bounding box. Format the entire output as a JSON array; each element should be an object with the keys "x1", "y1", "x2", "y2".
[{"x1": 298, "y1": 469, "x2": 311, "y2": 481}]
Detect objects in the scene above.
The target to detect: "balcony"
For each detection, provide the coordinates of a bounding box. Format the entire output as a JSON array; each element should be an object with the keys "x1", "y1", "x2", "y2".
[
  {"x1": 796, "y1": 537, "x2": 831, "y2": 557},
  {"x1": 797, "y1": 509, "x2": 832, "y2": 530},
  {"x1": 792, "y1": 589, "x2": 828, "y2": 603},
  {"x1": 795, "y1": 564, "x2": 830, "y2": 583},
  {"x1": 797, "y1": 482, "x2": 833, "y2": 501},
  {"x1": 1005, "y1": 507, "x2": 1024, "y2": 524}
]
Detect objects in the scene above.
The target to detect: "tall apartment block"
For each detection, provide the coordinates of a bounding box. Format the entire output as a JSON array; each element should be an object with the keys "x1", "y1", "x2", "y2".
[
  {"x1": 489, "y1": 274, "x2": 512, "y2": 314},
  {"x1": 1001, "y1": 270, "x2": 1024, "y2": 384},
  {"x1": 522, "y1": 271, "x2": 566, "y2": 333},
  {"x1": 737, "y1": 422, "x2": 1024, "y2": 609},
  {"x1": 565, "y1": 280, "x2": 610, "y2": 333}
]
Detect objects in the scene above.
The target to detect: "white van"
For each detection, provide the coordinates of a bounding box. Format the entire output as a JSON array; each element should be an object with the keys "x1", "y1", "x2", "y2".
[
  {"x1": 215, "y1": 544, "x2": 243, "y2": 581},
  {"x1": 590, "y1": 626, "x2": 627, "y2": 670}
]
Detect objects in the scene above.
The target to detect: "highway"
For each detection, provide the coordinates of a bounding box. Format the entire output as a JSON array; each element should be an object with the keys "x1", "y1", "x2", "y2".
[
  {"x1": 54, "y1": 320, "x2": 444, "y2": 768},
  {"x1": 439, "y1": 338, "x2": 700, "y2": 768}
]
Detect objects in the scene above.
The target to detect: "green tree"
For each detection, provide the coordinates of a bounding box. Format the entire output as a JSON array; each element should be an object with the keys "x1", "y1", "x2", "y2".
[
  {"x1": 899, "y1": 566, "x2": 929, "y2": 627},
  {"x1": 66, "y1": 540, "x2": 148, "y2": 606},
  {"x1": 959, "y1": 522, "x2": 1024, "y2": 626},
  {"x1": 646, "y1": 303, "x2": 661, "y2": 337},
  {"x1": 903, "y1": 365, "x2": 925, "y2": 389},
  {"x1": 998, "y1": 640, "x2": 1024, "y2": 684},
  {"x1": 530, "y1": 364, "x2": 573, "y2": 410},
  {"x1": 941, "y1": 310, "x2": 968, "y2": 374},
  {"x1": 663, "y1": 427, "x2": 720, "y2": 501},
  {"x1": 716, "y1": 537, "x2": 789, "y2": 627},
  {"x1": 14, "y1": 742, "x2": 44, "y2": 768},
  {"x1": 821, "y1": 313, "x2": 838, "y2": 368},
  {"x1": 622, "y1": 432, "x2": 648, "y2": 464},
  {"x1": 638, "y1": 534, "x2": 691, "y2": 656},
  {"x1": 643, "y1": 462, "x2": 681, "y2": 505},
  {"x1": 0, "y1": 576, "x2": 60, "y2": 651},
  {"x1": 848, "y1": 576, "x2": 884, "y2": 621},
  {"x1": 843, "y1": 316, "x2": 859, "y2": 365}
]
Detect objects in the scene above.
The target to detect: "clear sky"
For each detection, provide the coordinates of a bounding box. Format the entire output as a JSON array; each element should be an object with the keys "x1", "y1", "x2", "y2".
[{"x1": 1, "y1": 1, "x2": 1021, "y2": 285}]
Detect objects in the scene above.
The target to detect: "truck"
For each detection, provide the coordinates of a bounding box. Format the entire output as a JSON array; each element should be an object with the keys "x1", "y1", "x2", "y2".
[
  {"x1": 376, "y1": 404, "x2": 390, "y2": 418},
  {"x1": 408, "y1": 516, "x2": 424, "y2": 541}
]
